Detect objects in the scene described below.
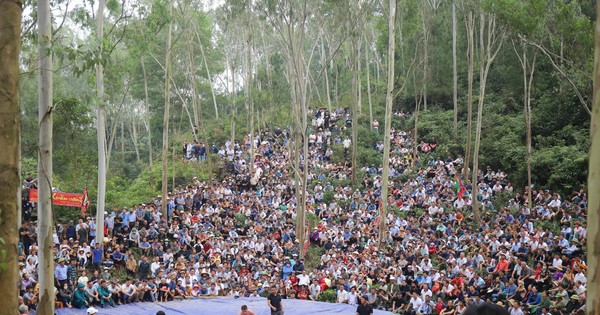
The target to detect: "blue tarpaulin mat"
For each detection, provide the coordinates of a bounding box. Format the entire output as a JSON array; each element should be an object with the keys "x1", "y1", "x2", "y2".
[{"x1": 55, "y1": 297, "x2": 394, "y2": 315}]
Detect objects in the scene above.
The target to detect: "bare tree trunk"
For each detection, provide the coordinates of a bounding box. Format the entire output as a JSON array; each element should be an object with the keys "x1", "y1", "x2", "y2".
[
  {"x1": 95, "y1": 0, "x2": 106, "y2": 257},
  {"x1": 514, "y1": 40, "x2": 536, "y2": 208},
  {"x1": 141, "y1": 56, "x2": 153, "y2": 166},
  {"x1": 334, "y1": 63, "x2": 340, "y2": 109},
  {"x1": 351, "y1": 37, "x2": 359, "y2": 187},
  {"x1": 245, "y1": 22, "x2": 255, "y2": 174},
  {"x1": 38, "y1": 0, "x2": 55, "y2": 312},
  {"x1": 197, "y1": 32, "x2": 219, "y2": 119},
  {"x1": 161, "y1": 0, "x2": 173, "y2": 218},
  {"x1": 365, "y1": 34, "x2": 373, "y2": 128},
  {"x1": 379, "y1": 0, "x2": 396, "y2": 248},
  {"x1": 357, "y1": 38, "x2": 362, "y2": 115},
  {"x1": 420, "y1": 6, "x2": 429, "y2": 111},
  {"x1": 412, "y1": 73, "x2": 422, "y2": 168},
  {"x1": 463, "y1": 11, "x2": 475, "y2": 180},
  {"x1": 452, "y1": 0, "x2": 458, "y2": 137},
  {"x1": 321, "y1": 37, "x2": 332, "y2": 112},
  {"x1": 587, "y1": 3, "x2": 600, "y2": 311},
  {"x1": 120, "y1": 121, "x2": 125, "y2": 160},
  {"x1": 471, "y1": 13, "x2": 504, "y2": 225},
  {"x1": 130, "y1": 121, "x2": 141, "y2": 163},
  {"x1": 230, "y1": 61, "x2": 237, "y2": 145},
  {"x1": 0, "y1": 1, "x2": 21, "y2": 312}
]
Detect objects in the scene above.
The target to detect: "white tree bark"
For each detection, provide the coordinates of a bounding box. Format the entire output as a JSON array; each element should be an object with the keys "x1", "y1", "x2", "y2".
[
  {"x1": 141, "y1": 56, "x2": 153, "y2": 166},
  {"x1": 95, "y1": 0, "x2": 107, "y2": 251},
  {"x1": 161, "y1": 0, "x2": 173, "y2": 218},
  {"x1": 379, "y1": 0, "x2": 396, "y2": 248},
  {"x1": 37, "y1": 0, "x2": 54, "y2": 312},
  {"x1": 452, "y1": 0, "x2": 458, "y2": 137},
  {"x1": 587, "y1": 2, "x2": 600, "y2": 310}
]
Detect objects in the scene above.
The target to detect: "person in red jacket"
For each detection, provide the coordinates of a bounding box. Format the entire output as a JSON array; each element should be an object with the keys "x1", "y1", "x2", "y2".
[{"x1": 493, "y1": 255, "x2": 509, "y2": 274}]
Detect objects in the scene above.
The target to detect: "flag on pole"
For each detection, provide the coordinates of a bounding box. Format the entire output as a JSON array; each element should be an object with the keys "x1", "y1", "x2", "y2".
[
  {"x1": 81, "y1": 186, "x2": 89, "y2": 217},
  {"x1": 454, "y1": 174, "x2": 466, "y2": 199}
]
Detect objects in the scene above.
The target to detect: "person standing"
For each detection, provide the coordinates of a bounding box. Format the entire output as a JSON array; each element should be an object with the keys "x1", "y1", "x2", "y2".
[
  {"x1": 356, "y1": 295, "x2": 374, "y2": 315},
  {"x1": 267, "y1": 287, "x2": 284, "y2": 315}
]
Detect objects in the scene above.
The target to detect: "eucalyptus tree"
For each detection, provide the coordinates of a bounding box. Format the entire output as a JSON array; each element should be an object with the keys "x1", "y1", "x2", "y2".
[
  {"x1": 0, "y1": 0, "x2": 22, "y2": 312},
  {"x1": 378, "y1": 0, "x2": 396, "y2": 248},
  {"x1": 37, "y1": 0, "x2": 55, "y2": 311},
  {"x1": 470, "y1": 7, "x2": 505, "y2": 223},
  {"x1": 588, "y1": 0, "x2": 600, "y2": 307},
  {"x1": 161, "y1": 0, "x2": 174, "y2": 218}
]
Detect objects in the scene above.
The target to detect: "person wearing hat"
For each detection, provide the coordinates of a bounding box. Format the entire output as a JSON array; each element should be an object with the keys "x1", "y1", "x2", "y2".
[
  {"x1": 73, "y1": 282, "x2": 92, "y2": 309},
  {"x1": 567, "y1": 294, "x2": 583, "y2": 314},
  {"x1": 55, "y1": 257, "x2": 69, "y2": 288}
]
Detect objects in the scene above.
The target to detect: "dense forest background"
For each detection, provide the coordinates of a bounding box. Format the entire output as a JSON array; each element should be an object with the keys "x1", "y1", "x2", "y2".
[{"x1": 18, "y1": 0, "x2": 594, "y2": 214}]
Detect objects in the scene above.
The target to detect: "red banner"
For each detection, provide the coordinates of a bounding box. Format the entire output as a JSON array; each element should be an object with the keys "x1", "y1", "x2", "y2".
[{"x1": 29, "y1": 189, "x2": 86, "y2": 209}]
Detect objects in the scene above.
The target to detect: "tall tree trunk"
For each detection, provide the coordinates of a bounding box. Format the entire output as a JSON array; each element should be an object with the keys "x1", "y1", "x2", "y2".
[
  {"x1": 196, "y1": 31, "x2": 219, "y2": 119},
  {"x1": 587, "y1": 2, "x2": 600, "y2": 311},
  {"x1": 0, "y1": 0, "x2": 21, "y2": 312},
  {"x1": 365, "y1": 34, "x2": 374, "y2": 128},
  {"x1": 420, "y1": 6, "x2": 429, "y2": 111},
  {"x1": 526, "y1": 56, "x2": 535, "y2": 209},
  {"x1": 130, "y1": 121, "x2": 141, "y2": 163},
  {"x1": 351, "y1": 37, "x2": 359, "y2": 187},
  {"x1": 161, "y1": 0, "x2": 173, "y2": 218},
  {"x1": 357, "y1": 38, "x2": 362, "y2": 115},
  {"x1": 471, "y1": 12, "x2": 504, "y2": 225},
  {"x1": 230, "y1": 61, "x2": 237, "y2": 145},
  {"x1": 245, "y1": 24, "x2": 255, "y2": 174},
  {"x1": 120, "y1": 121, "x2": 125, "y2": 160},
  {"x1": 95, "y1": 0, "x2": 107, "y2": 251},
  {"x1": 379, "y1": 0, "x2": 396, "y2": 248},
  {"x1": 321, "y1": 38, "x2": 332, "y2": 112},
  {"x1": 514, "y1": 41, "x2": 536, "y2": 208},
  {"x1": 412, "y1": 73, "x2": 422, "y2": 168},
  {"x1": 463, "y1": 11, "x2": 475, "y2": 180},
  {"x1": 38, "y1": 0, "x2": 55, "y2": 312},
  {"x1": 141, "y1": 56, "x2": 153, "y2": 166},
  {"x1": 452, "y1": 0, "x2": 458, "y2": 138}
]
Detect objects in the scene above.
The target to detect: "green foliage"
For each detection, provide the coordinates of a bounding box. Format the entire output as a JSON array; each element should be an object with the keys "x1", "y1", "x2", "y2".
[
  {"x1": 304, "y1": 245, "x2": 324, "y2": 271},
  {"x1": 104, "y1": 160, "x2": 210, "y2": 209},
  {"x1": 306, "y1": 212, "x2": 320, "y2": 228},
  {"x1": 235, "y1": 213, "x2": 247, "y2": 226},
  {"x1": 491, "y1": 192, "x2": 514, "y2": 212},
  {"x1": 318, "y1": 289, "x2": 337, "y2": 303}
]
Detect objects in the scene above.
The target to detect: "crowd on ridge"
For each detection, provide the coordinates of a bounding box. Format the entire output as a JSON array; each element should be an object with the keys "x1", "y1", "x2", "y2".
[{"x1": 18, "y1": 107, "x2": 588, "y2": 315}]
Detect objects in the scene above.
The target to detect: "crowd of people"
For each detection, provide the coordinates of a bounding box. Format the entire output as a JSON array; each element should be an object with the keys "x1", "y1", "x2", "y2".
[{"x1": 17, "y1": 107, "x2": 588, "y2": 315}]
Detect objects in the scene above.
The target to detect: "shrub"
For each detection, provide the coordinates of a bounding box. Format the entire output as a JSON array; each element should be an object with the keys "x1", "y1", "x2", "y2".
[{"x1": 318, "y1": 289, "x2": 337, "y2": 303}]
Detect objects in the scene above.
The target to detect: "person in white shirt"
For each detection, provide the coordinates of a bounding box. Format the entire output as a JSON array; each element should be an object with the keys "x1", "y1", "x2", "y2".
[
  {"x1": 308, "y1": 279, "x2": 321, "y2": 301},
  {"x1": 409, "y1": 292, "x2": 423, "y2": 312},
  {"x1": 297, "y1": 271, "x2": 310, "y2": 287},
  {"x1": 336, "y1": 285, "x2": 348, "y2": 304},
  {"x1": 574, "y1": 271, "x2": 587, "y2": 284},
  {"x1": 347, "y1": 287, "x2": 358, "y2": 305}
]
